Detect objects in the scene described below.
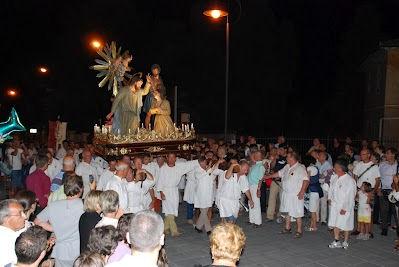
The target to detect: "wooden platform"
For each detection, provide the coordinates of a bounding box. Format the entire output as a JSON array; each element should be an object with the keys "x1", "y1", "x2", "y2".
[{"x1": 93, "y1": 138, "x2": 196, "y2": 160}]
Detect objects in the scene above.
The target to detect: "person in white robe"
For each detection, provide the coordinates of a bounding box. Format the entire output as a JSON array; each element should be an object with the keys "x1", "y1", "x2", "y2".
[
  {"x1": 157, "y1": 153, "x2": 200, "y2": 237},
  {"x1": 193, "y1": 158, "x2": 222, "y2": 233},
  {"x1": 143, "y1": 156, "x2": 165, "y2": 213},
  {"x1": 126, "y1": 167, "x2": 154, "y2": 214},
  {"x1": 215, "y1": 160, "x2": 254, "y2": 223},
  {"x1": 97, "y1": 159, "x2": 117, "y2": 191},
  {"x1": 264, "y1": 152, "x2": 309, "y2": 238},
  {"x1": 104, "y1": 161, "x2": 129, "y2": 212},
  {"x1": 183, "y1": 169, "x2": 196, "y2": 224},
  {"x1": 31, "y1": 149, "x2": 62, "y2": 180},
  {"x1": 75, "y1": 149, "x2": 99, "y2": 199},
  {"x1": 328, "y1": 159, "x2": 357, "y2": 249}
]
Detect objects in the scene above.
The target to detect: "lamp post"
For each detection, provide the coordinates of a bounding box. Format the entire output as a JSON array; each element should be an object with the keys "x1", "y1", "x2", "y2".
[{"x1": 203, "y1": 3, "x2": 229, "y2": 140}]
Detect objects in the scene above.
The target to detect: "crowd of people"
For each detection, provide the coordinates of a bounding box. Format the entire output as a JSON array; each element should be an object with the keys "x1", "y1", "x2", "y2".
[{"x1": 0, "y1": 135, "x2": 398, "y2": 267}]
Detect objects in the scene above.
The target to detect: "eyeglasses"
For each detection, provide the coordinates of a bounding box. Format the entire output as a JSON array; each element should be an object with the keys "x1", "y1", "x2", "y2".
[{"x1": 8, "y1": 210, "x2": 26, "y2": 218}]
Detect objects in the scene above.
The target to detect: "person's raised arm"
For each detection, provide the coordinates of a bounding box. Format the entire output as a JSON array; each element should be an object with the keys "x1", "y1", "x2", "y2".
[{"x1": 226, "y1": 163, "x2": 238, "y2": 179}]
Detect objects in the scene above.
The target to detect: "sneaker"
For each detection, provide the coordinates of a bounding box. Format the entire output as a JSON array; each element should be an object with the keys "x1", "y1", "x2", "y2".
[
  {"x1": 356, "y1": 233, "x2": 364, "y2": 240},
  {"x1": 342, "y1": 241, "x2": 349, "y2": 249},
  {"x1": 328, "y1": 240, "x2": 342, "y2": 249}
]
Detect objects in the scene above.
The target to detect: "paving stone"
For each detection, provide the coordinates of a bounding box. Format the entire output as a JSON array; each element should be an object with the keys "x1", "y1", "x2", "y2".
[{"x1": 165, "y1": 205, "x2": 398, "y2": 266}]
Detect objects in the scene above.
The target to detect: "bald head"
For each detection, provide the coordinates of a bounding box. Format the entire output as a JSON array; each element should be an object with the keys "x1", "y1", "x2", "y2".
[{"x1": 63, "y1": 156, "x2": 75, "y2": 171}]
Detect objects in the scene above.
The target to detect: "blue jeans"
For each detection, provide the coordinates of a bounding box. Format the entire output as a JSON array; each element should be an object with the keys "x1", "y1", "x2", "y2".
[
  {"x1": 186, "y1": 203, "x2": 194, "y2": 220},
  {"x1": 11, "y1": 170, "x2": 23, "y2": 188}
]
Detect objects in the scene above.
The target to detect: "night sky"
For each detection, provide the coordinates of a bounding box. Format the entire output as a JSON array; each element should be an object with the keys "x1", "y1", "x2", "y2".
[{"x1": 1, "y1": 0, "x2": 399, "y2": 138}]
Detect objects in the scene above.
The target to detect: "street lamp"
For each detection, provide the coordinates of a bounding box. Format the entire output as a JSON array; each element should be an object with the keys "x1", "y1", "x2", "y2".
[
  {"x1": 91, "y1": 40, "x2": 102, "y2": 49},
  {"x1": 39, "y1": 67, "x2": 48, "y2": 73},
  {"x1": 203, "y1": 2, "x2": 229, "y2": 140},
  {"x1": 6, "y1": 88, "x2": 18, "y2": 97}
]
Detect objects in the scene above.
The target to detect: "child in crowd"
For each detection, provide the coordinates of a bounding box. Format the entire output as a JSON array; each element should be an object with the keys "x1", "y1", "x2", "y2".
[{"x1": 357, "y1": 182, "x2": 372, "y2": 240}]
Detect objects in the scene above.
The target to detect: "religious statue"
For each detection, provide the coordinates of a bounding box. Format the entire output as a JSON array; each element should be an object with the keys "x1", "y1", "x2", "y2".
[
  {"x1": 106, "y1": 73, "x2": 149, "y2": 135},
  {"x1": 90, "y1": 42, "x2": 133, "y2": 96},
  {"x1": 142, "y1": 64, "x2": 164, "y2": 114},
  {"x1": 145, "y1": 85, "x2": 174, "y2": 137}
]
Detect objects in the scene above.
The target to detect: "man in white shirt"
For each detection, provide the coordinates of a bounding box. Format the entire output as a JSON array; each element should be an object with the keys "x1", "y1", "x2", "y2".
[
  {"x1": 6, "y1": 141, "x2": 26, "y2": 191},
  {"x1": 0, "y1": 199, "x2": 27, "y2": 266},
  {"x1": 352, "y1": 148, "x2": 380, "y2": 236},
  {"x1": 157, "y1": 153, "x2": 199, "y2": 237},
  {"x1": 83, "y1": 145, "x2": 108, "y2": 176},
  {"x1": 75, "y1": 149, "x2": 99, "y2": 199},
  {"x1": 143, "y1": 156, "x2": 165, "y2": 213},
  {"x1": 316, "y1": 151, "x2": 334, "y2": 224},
  {"x1": 378, "y1": 147, "x2": 398, "y2": 236},
  {"x1": 265, "y1": 152, "x2": 309, "y2": 238},
  {"x1": 55, "y1": 140, "x2": 69, "y2": 160},
  {"x1": 126, "y1": 158, "x2": 155, "y2": 214},
  {"x1": 104, "y1": 161, "x2": 129, "y2": 212},
  {"x1": 353, "y1": 148, "x2": 380, "y2": 189},
  {"x1": 97, "y1": 159, "x2": 117, "y2": 191},
  {"x1": 216, "y1": 160, "x2": 254, "y2": 223},
  {"x1": 106, "y1": 210, "x2": 164, "y2": 267},
  {"x1": 45, "y1": 149, "x2": 62, "y2": 181}
]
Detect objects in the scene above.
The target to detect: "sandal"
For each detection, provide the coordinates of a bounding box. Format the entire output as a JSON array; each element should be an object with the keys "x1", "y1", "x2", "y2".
[
  {"x1": 294, "y1": 232, "x2": 303, "y2": 238},
  {"x1": 280, "y1": 228, "x2": 292, "y2": 234},
  {"x1": 306, "y1": 227, "x2": 318, "y2": 232}
]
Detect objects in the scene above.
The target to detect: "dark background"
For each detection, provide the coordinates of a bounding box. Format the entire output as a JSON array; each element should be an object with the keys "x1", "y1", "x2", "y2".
[{"x1": 1, "y1": 0, "x2": 398, "y2": 138}]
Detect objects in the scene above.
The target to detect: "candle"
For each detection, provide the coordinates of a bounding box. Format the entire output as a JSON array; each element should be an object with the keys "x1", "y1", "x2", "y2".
[
  {"x1": 128, "y1": 128, "x2": 131, "y2": 134},
  {"x1": 191, "y1": 123, "x2": 194, "y2": 130},
  {"x1": 141, "y1": 123, "x2": 144, "y2": 129},
  {"x1": 117, "y1": 129, "x2": 120, "y2": 135},
  {"x1": 137, "y1": 127, "x2": 140, "y2": 134}
]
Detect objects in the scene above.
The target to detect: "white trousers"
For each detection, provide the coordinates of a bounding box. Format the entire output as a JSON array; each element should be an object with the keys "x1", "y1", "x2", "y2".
[
  {"x1": 249, "y1": 185, "x2": 262, "y2": 225},
  {"x1": 319, "y1": 190, "x2": 328, "y2": 223}
]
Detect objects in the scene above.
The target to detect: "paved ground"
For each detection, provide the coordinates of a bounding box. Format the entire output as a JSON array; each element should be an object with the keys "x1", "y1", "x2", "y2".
[{"x1": 165, "y1": 205, "x2": 398, "y2": 267}]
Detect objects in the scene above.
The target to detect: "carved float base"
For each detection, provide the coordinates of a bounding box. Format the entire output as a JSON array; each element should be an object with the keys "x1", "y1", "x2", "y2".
[{"x1": 93, "y1": 138, "x2": 196, "y2": 160}]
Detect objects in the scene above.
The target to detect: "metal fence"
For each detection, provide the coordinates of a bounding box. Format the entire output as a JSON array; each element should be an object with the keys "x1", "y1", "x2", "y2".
[{"x1": 255, "y1": 137, "x2": 399, "y2": 155}]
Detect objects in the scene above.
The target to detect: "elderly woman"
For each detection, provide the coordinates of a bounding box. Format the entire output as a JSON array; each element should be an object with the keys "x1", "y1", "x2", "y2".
[
  {"x1": 207, "y1": 223, "x2": 246, "y2": 267},
  {"x1": 96, "y1": 190, "x2": 123, "y2": 228},
  {"x1": 79, "y1": 190, "x2": 102, "y2": 253}
]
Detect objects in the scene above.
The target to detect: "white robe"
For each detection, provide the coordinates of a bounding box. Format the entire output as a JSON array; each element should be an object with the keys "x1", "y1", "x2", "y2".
[
  {"x1": 183, "y1": 170, "x2": 197, "y2": 204},
  {"x1": 194, "y1": 167, "x2": 216, "y2": 209},
  {"x1": 143, "y1": 161, "x2": 162, "y2": 198},
  {"x1": 217, "y1": 171, "x2": 249, "y2": 218},
  {"x1": 97, "y1": 169, "x2": 115, "y2": 191},
  {"x1": 91, "y1": 156, "x2": 109, "y2": 176},
  {"x1": 104, "y1": 175, "x2": 128, "y2": 212},
  {"x1": 126, "y1": 179, "x2": 155, "y2": 213},
  {"x1": 328, "y1": 173, "x2": 356, "y2": 231},
  {"x1": 75, "y1": 161, "x2": 99, "y2": 199},
  {"x1": 278, "y1": 162, "x2": 309, "y2": 218},
  {"x1": 157, "y1": 160, "x2": 199, "y2": 216}
]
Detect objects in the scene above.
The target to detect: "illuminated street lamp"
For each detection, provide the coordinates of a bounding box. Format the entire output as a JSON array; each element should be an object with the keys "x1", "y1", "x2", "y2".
[
  {"x1": 39, "y1": 67, "x2": 48, "y2": 73},
  {"x1": 91, "y1": 40, "x2": 102, "y2": 49},
  {"x1": 203, "y1": 2, "x2": 229, "y2": 140},
  {"x1": 6, "y1": 89, "x2": 17, "y2": 97}
]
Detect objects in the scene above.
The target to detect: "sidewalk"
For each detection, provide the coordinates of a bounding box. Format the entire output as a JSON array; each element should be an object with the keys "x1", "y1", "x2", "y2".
[{"x1": 165, "y1": 206, "x2": 398, "y2": 267}]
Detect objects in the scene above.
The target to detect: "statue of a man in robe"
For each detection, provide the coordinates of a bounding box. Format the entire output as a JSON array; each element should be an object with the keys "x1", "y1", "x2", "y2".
[{"x1": 106, "y1": 73, "x2": 149, "y2": 135}]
